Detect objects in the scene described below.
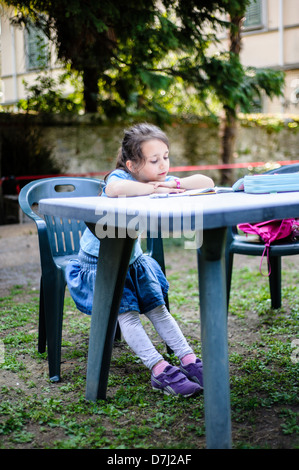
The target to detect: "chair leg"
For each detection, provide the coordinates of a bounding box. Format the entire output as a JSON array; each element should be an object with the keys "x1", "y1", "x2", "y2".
[
  {"x1": 226, "y1": 252, "x2": 234, "y2": 310},
  {"x1": 38, "y1": 277, "x2": 47, "y2": 354},
  {"x1": 114, "y1": 322, "x2": 122, "y2": 342},
  {"x1": 163, "y1": 293, "x2": 173, "y2": 355},
  {"x1": 42, "y1": 272, "x2": 66, "y2": 382},
  {"x1": 150, "y1": 234, "x2": 166, "y2": 273},
  {"x1": 269, "y1": 256, "x2": 282, "y2": 309}
]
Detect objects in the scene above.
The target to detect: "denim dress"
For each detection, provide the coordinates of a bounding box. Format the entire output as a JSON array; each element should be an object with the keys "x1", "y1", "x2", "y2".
[{"x1": 65, "y1": 170, "x2": 174, "y2": 316}]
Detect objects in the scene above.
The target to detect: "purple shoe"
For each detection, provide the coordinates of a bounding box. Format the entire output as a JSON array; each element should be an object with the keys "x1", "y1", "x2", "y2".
[
  {"x1": 180, "y1": 359, "x2": 204, "y2": 389},
  {"x1": 151, "y1": 365, "x2": 201, "y2": 397}
]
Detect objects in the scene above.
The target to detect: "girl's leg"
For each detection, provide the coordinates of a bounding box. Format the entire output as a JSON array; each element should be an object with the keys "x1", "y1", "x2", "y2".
[
  {"x1": 118, "y1": 309, "x2": 202, "y2": 397},
  {"x1": 118, "y1": 311, "x2": 164, "y2": 370},
  {"x1": 145, "y1": 304, "x2": 203, "y2": 388},
  {"x1": 145, "y1": 304, "x2": 194, "y2": 361}
]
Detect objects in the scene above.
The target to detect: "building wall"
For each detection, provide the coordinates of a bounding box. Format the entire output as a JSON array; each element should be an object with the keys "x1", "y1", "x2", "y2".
[
  {"x1": 0, "y1": 6, "x2": 68, "y2": 107},
  {"x1": 240, "y1": 0, "x2": 299, "y2": 113},
  {"x1": 1, "y1": 114, "x2": 298, "y2": 185}
]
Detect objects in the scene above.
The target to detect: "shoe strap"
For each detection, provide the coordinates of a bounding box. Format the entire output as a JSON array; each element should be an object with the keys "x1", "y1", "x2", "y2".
[{"x1": 164, "y1": 366, "x2": 186, "y2": 384}]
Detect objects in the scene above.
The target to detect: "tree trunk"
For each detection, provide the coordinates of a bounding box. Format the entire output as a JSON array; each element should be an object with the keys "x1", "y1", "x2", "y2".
[
  {"x1": 219, "y1": 15, "x2": 243, "y2": 186},
  {"x1": 83, "y1": 68, "x2": 100, "y2": 113},
  {"x1": 219, "y1": 109, "x2": 237, "y2": 186}
]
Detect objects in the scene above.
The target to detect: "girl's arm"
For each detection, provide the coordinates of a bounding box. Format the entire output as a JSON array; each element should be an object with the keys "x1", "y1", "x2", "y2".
[
  {"x1": 151, "y1": 174, "x2": 214, "y2": 190},
  {"x1": 177, "y1": 174, "x2": 214, "y2": 190},
  {"x1": 105, "y1": 174, "x2": 214, "y2": 197},
  {"x1": 105, "y1": 180, "x2": 154, "y2": 197},
  {"x1": 105, "y1": 179, "x2": 184, "y2": 197}
]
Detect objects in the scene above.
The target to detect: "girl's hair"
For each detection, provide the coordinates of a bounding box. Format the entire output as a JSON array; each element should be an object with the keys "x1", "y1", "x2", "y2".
[{"x1": 105, "y1": 123, "x2": 169, "y2": 180}]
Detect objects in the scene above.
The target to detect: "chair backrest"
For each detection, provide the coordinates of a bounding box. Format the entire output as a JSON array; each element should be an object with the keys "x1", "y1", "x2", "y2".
[
  {"x1": 19, "y1": 177, "x2": 104, "y2": 257},
  {"x1": 265, "y1": 163, "x2": 299, "y2": 174}
]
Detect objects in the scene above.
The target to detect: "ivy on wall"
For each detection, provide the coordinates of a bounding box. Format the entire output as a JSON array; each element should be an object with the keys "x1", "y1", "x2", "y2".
[{"x1": 239, "y1": 114, "x2": 299, "y2": 133}]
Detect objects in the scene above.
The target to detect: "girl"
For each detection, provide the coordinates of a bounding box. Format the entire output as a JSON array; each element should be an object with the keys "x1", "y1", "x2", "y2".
[{"x1": 66, "y1": 123, "x2": 214, "y2": 398}]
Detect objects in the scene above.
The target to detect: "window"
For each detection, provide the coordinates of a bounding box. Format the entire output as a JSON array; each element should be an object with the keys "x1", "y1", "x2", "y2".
[
  {"x1": 25, "y1": 22, "x2": 49, "y2": 71},
  {"x1": 248, "y1": 97, "x2": 263, "y2": 113},
  {"x1": 243, "y1": 0, "x2": 263, "y2": 30}
]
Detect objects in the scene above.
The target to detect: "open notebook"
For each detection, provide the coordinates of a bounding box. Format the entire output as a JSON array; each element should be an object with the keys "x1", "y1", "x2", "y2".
[{"x1": 150, "y1": 187, "x2": 233, "y2": 198}]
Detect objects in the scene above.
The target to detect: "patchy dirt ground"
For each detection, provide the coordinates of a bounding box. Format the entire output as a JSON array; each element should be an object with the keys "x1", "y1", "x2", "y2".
[
  {"x1": 0, "y1": 223, "x2": 298, "y2": 449},
  {"x1": 0, "y1": 221, "x2": 265, "y2": 296},
  {"x1": 0, "y1": 223, "x2": 41, "y2": 297}
]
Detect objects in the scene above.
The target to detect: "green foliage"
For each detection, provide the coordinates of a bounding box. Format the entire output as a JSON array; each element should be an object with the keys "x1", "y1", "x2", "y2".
[
  {"x1": 17, "y1": 73, "x2": 84, "y2": 114},
  {"x1": 239, "y1": 113, "x2": 299, "y2": 133},
  {"x1": 178, "y1": 52, "x2": 285, "y2": 116},
  {"x1": 4, "y1": 0, "x2": 284, "y2": 120}
]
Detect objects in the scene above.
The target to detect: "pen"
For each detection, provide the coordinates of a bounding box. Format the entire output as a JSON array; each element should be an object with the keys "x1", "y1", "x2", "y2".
[{"x1": 150, "y1": 193, "x2": 169, "y2": 198}]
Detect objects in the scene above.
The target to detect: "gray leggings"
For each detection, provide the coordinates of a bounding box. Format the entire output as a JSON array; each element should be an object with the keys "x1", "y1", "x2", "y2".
[{"x1": 118, "y1": 304, "x2": 193, "y2": 370}]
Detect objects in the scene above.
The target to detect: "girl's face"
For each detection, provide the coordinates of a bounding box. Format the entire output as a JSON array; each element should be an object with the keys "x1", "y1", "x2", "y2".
[{"x1": 126, "y1": 139, "x2": 170, "y2": 182}]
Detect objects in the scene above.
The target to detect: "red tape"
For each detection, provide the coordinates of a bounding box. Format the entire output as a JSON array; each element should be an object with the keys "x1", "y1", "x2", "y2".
[
  {"x1": 2, "y1": 160, "x2": 299, "y2": 184},
  {"x1": 169, "y1": 160, "x2": 299, "y2": 172}
]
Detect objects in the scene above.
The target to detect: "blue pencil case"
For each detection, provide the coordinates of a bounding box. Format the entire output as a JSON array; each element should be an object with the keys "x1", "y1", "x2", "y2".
[{"x1": 232, "y1": 173, "x2": 299, "y2": 193}]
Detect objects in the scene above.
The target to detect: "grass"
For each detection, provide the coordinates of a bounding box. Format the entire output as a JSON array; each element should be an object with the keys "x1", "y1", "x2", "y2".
[{"x1": 0, "y1": 243, "x2": 298, "y2": 450}]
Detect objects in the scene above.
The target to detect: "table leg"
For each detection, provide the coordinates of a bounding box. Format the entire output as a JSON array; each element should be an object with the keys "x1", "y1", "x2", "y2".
[
  {"x1": 85, "y1": 235, "x2": 135, "y2": 401},
  {"x1": 197, "y1": 227, "x2": 232, "y2": 449}
]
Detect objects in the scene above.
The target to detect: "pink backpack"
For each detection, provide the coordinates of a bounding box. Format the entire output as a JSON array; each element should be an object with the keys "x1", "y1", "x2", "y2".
[{"x1": 238, "y1": 218, "x2": 298, "y2": 275}]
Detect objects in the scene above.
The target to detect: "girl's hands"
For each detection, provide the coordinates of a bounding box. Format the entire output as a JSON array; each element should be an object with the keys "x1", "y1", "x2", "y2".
[{"x1": 149, "y1": 181, "x2": 185, "y2": 194}]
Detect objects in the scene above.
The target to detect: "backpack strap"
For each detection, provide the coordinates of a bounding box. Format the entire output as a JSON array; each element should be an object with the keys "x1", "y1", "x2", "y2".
[{"x1": 260, "y1": 244, "x2": 271, "y2": 276}]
